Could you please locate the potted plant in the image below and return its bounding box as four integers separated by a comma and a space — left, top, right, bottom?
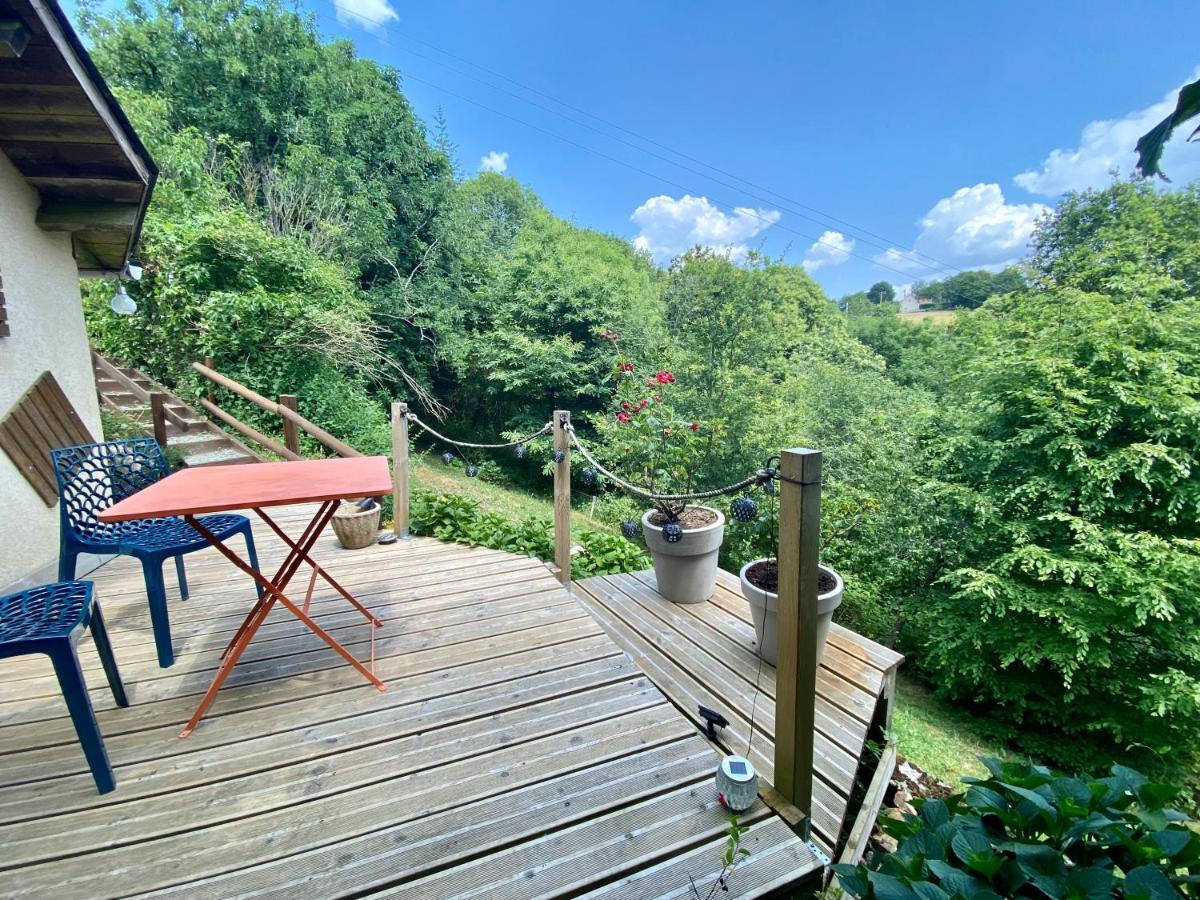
728, 486, 844, 665
594, 330, 725, 604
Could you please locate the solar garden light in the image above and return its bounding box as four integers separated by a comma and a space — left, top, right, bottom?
715, 754, 758, 812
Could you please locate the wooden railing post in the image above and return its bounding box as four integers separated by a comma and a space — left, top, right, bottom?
773, 447, 821, 831
279, 394, 299, 454
150, 392, 169, 450
392, 401, 410, 539
203, 356, 214, 403
552, 410, 571, 585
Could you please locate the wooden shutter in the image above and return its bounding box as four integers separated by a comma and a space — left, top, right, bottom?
0, 371, 95, 506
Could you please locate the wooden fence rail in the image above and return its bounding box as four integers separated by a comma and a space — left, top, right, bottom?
191, 361, 362, 460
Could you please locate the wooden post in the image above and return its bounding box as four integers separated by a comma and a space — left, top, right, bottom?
552, 410, 571, 585
150, 392, 169, 450
392, 401, 410, 539
773, 447, 821, 832
279, 394, 300, 454
203, 356, 214, 403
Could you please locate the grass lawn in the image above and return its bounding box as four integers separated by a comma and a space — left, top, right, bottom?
409, 452, 608, 537
409, 457, 1004, 787
890, 673, 1005, 785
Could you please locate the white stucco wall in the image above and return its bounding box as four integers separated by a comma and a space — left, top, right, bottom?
0, 149, 104, 592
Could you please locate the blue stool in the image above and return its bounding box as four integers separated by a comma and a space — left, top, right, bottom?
50, 438, 263, 669
0, 582, 127, 794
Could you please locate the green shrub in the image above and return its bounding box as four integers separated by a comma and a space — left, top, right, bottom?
407, 490, 648, 577
572, 530, 650, 579
833, 758, 1199, 899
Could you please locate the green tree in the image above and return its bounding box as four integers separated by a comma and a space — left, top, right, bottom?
915, 267, 1024, 310
1029, 179, 1200, 306
867, 280, 895, 304
912, 287, 1200, 773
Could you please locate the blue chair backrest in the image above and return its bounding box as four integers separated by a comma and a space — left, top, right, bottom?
50, 439, 169, 539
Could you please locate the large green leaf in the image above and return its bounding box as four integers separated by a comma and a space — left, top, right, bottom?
1123, 864, 1181, 900
1066, 865, 1113, 900
1135, 78, 1200, 179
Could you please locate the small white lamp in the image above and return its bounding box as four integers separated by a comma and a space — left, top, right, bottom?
715, 754, 758, 811
110, 283, 137, 316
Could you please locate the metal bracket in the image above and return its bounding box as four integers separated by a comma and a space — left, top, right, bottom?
806, 840, 832, 867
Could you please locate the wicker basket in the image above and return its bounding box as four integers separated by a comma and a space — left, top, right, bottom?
331, 501, 381, 550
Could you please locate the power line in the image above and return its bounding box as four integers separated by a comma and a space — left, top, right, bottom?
384, 27, 966, 277
314, 1, 954, 281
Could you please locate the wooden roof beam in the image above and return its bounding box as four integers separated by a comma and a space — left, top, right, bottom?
36, 199, 138, 232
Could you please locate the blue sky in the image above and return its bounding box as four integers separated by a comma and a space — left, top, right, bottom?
107, 0, 1200, 297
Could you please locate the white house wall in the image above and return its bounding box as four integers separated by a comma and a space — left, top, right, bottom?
0, 148, 104, 591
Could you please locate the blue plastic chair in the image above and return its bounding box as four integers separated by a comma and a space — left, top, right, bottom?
50, 438, 262, 669
0, 581, 127, 793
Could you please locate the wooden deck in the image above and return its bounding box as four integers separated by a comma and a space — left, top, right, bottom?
574, 569, 904, 858
0, 505, 821, 898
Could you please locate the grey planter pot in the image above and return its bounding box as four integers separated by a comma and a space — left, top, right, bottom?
641, 506, 726, 604
738, 559, 844, 665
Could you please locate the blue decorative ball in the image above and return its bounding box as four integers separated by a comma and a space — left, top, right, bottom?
620, 519, 640, 539
582, 466, 597, 486
465, 464, 478, 478
730, 496, 758, 523
514, 445, 528, 460
552, 449, 566, 464
662, 522, 684, 543
440, 451, 454, 465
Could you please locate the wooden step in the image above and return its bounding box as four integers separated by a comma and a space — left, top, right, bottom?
184, 448, 259, 467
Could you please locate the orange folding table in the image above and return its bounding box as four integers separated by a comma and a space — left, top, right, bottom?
100, 456, 393, 736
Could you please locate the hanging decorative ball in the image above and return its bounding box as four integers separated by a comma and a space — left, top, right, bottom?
730, 496, 758, 523
552, 449, 566, 464
715, 754, 758, 812
620, 519, 640, 539
582, 466, 597, 486
514, 444, 528, 460
440, 451, 454, 465
662, 522, 684, 543
465, 464, 479, 478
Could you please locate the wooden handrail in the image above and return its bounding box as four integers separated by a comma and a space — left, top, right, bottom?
93, 349, 191, 432
191, 361, 362, 459
198, 398, 301, 461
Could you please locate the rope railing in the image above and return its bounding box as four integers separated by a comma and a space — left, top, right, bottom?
405, 413, 553, 450
564, 422, 773, 502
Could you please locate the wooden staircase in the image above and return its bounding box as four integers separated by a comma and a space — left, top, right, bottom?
91, 350, 262, 467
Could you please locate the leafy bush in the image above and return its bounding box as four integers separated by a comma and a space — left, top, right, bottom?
834, 759, 1199, 899
408, 490, 649, 578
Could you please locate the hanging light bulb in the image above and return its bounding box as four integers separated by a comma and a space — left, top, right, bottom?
110, 282, 137, 316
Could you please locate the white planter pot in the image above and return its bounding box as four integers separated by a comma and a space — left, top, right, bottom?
738, 559, 843, 665
641, 506, 726, 604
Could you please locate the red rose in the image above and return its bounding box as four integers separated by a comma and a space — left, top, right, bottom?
616, 412, 631, 424
647, 378, 656, 387
666, 372, 676, 383
621, 401, 631, 411
620, 362, 634, 372
690, 422, 700, 431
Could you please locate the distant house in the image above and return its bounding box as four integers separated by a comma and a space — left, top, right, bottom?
0, 0, 155, 590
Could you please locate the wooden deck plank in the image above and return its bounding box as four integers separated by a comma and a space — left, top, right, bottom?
0, 505, 825, 898
576, 568, 904, 857
580, 817, 819, 900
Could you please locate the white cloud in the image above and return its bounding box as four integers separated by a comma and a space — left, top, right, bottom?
479, 150, 509, 173
332, 0, 398, 31
630, 195, 780, 263
1015, 72, 1200, 196
875, 183, 1049, 273
801, 230, 855, 271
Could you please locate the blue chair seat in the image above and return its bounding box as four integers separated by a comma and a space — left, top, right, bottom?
86, 514, 250, 554
51, 439, 262, 669
0, 582, 128, 794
